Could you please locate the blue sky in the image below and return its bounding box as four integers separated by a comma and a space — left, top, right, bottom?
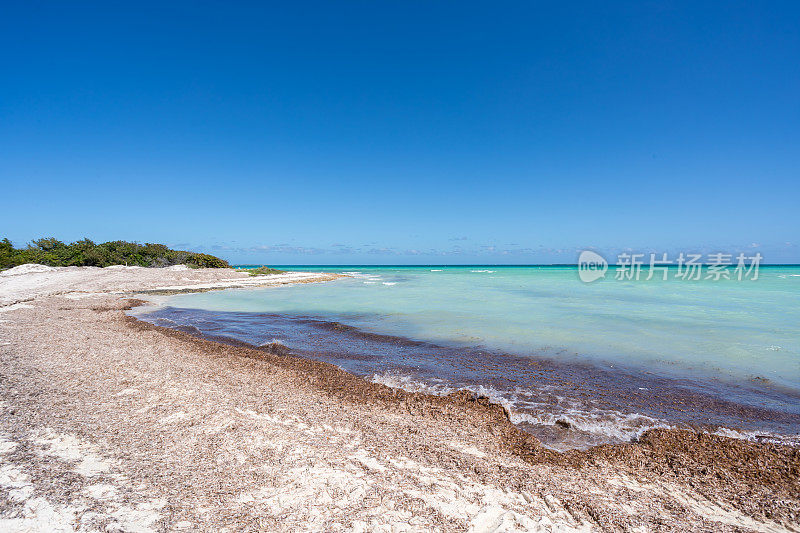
1, 2, 798, 264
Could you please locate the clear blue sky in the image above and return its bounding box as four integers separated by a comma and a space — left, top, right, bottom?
1, 2, 798, 264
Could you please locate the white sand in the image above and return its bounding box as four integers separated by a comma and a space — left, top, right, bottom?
0, 264, 340, 307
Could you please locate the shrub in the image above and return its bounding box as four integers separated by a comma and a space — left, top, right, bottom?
242, 266, 285, 276
0, 237, 231, 270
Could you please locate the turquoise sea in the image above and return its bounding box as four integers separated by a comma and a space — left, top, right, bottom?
136, 265, 800, 450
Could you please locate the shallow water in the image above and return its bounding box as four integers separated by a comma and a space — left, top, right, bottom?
136, 265, 800, 450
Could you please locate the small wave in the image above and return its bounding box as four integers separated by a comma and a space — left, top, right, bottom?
711, 427, 800, 447
470, 270, 495, 273
372, 370, 800, 450
430, 269, 443, 272
382, 282, 397, 286
371, 371, 453, 395
510, 409, 672, 444
444, 384, 671, 446
368, 371, 672, 448
258, 338, 291, 355
259, 338, 287, 347
344, 271, 383, 280
371, 372, 673, 442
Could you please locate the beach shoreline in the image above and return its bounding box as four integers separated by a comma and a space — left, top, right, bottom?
135, 302, 800, 452
1, 266, 798, 531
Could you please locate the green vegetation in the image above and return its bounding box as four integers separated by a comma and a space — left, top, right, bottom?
238, 266, 286, 276
0, 237, 230, 270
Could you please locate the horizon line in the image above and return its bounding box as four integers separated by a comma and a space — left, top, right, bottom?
233, 263, 800, 268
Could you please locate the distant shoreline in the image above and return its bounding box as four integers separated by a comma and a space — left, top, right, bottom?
234, 263, 800, 268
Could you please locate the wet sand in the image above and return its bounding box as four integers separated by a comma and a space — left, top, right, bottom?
1, 266, 798, 531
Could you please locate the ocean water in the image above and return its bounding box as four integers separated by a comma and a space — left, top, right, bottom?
135, 265, 800, 450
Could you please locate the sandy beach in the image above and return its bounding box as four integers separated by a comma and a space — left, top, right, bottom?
1, 266, 798, 532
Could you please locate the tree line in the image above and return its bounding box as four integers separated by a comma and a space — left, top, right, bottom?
0, 237, 230, 269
